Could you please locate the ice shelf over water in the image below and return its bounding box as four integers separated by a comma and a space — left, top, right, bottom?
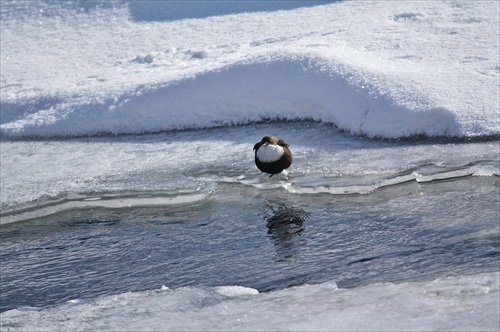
1, 0, 499, 138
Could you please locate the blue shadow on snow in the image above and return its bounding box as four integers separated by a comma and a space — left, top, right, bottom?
127, 1, 341, 22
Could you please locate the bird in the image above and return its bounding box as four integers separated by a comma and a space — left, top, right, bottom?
253, 135, 292, 177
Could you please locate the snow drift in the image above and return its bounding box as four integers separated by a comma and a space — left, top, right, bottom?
1, 0, 498, 138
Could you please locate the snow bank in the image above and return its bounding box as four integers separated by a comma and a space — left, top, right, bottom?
1, 1, 498, 138
0, 57, 463, 138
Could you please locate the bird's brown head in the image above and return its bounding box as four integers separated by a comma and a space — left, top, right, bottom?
260, 135, 279, 145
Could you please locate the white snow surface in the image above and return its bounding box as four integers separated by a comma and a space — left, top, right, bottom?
1, 0, 499, 138
1, 272, 498, 331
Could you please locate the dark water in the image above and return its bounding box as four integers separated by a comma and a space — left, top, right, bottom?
1, 176, 499, 313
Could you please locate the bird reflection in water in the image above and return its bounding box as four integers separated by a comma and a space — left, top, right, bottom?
265, 202, 309, 262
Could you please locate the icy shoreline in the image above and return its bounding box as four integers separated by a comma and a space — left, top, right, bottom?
2, 272, 498, 331
1, 122, 498, 213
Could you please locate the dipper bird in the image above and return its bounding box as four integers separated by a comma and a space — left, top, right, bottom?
253, 135, 292, 177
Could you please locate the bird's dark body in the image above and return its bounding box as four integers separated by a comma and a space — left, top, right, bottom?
253, 135, 292, 177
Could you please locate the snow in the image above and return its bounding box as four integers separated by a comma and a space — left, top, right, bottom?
1, 272, 498, 331
1, 0, 499, 138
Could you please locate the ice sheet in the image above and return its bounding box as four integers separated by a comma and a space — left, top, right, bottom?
1, 123, 498, 214
1, 272, 498, 331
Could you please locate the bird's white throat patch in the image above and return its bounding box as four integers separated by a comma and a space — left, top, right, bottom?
256, 144, 284, 163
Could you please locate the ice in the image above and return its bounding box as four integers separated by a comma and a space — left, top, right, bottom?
1, 125, 498, 217
214, 286, 260, 297
1, 272, 498, 331
1, 1, 498, 138
0, 187, 217, 225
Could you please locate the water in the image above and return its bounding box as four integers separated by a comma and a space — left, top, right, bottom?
2, 169, 498, 313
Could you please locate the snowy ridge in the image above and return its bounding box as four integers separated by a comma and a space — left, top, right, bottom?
1, 1, 499, 138
0, 56, 464, 138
